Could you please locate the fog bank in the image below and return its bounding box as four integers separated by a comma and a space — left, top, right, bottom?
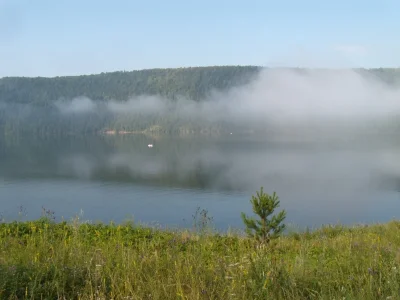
52, 68, 400, 138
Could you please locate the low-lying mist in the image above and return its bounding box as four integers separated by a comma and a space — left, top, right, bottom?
2, 67, 400, 200
50, 65, 400, 209
54, 68, 400, 132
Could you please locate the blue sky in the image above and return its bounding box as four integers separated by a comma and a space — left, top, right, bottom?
1, 0, 399, 77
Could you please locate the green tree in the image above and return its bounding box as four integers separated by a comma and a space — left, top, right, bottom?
241, 187, 286, 243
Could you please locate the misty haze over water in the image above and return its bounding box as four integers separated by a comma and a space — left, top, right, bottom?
1, 133, 400, 230
1, 68, 400, 229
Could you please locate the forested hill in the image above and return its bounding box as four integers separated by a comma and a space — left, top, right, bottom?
2, 66, 400, 105
0, 66, 261, 104
0, 66, 263, 136
1, 66, 400, 137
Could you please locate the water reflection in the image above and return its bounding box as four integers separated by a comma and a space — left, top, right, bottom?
0, 134, 400, 229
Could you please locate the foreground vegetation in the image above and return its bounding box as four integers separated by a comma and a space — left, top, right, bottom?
1, 215, 400, 299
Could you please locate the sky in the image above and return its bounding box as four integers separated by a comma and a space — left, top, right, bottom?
0, 0, 399, 77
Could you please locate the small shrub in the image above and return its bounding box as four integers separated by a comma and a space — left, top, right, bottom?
241, 187, 286, 244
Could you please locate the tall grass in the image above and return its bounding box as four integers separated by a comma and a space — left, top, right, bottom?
1, 216, 400, 299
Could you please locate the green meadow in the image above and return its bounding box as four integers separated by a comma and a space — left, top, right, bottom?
1, 212, 400, 299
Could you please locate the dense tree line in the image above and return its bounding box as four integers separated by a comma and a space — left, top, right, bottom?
0, 66, 260, 136
1, 66, 400, 136
0, 66, 260, 104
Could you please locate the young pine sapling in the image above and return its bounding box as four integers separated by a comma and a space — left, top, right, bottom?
241, 187, 286, 244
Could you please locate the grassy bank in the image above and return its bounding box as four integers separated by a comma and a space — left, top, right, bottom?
1, 217, 400, 299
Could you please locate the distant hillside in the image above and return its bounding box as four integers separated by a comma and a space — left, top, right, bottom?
2, 66, 400, 105
0, 66, 261, 105
1, 66, 400, 137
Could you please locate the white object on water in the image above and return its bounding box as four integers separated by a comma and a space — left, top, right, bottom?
148, 144, 153, 148
230, 132, 233, 135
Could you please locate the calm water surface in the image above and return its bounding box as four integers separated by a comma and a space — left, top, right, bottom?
1, 134, 400, 230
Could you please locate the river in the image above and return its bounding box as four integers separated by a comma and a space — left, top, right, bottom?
0, 133, 399, 230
